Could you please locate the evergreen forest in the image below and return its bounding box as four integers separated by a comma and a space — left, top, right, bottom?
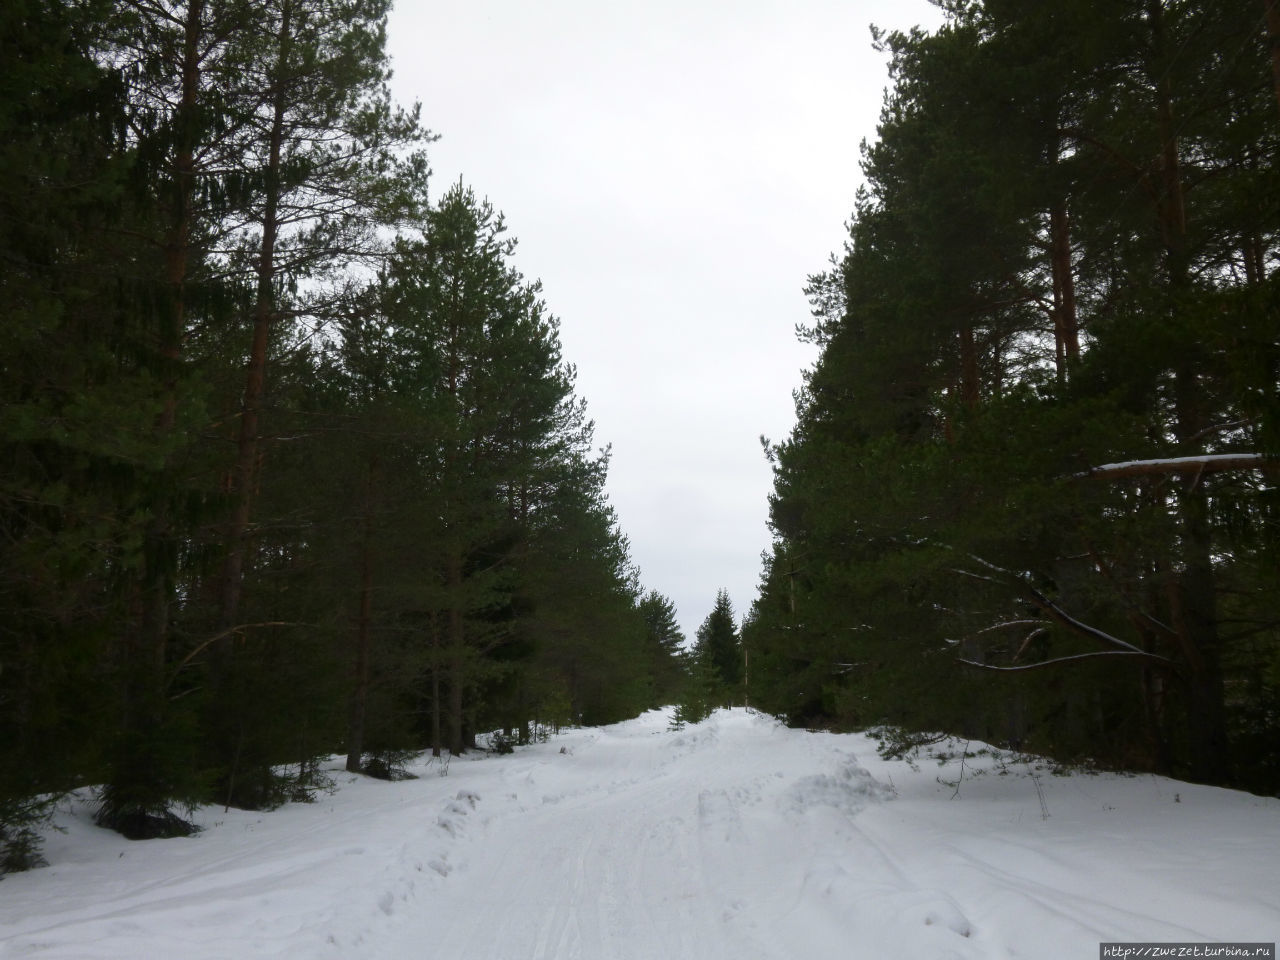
745, 0, 1280, 796
1, 0, 684, 870
5, 0, 1280, 880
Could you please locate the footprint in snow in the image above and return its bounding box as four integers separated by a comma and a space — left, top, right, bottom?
697, 789, 746, 843
437, 790, 482, 835
427, 858, 451, 877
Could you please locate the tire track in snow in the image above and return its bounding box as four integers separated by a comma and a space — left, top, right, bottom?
411, 717, 777, 960
7, 710, 1280, 960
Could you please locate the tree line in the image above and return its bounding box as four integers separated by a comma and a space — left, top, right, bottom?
745, 0, 1280, 793
1, 0, 683, 871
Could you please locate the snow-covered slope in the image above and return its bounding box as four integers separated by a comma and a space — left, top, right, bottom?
2, 708, 1276, 959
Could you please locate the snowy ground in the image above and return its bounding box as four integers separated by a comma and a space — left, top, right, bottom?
1, 708, 1277, 959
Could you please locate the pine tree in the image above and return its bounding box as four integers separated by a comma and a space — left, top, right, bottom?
751, 0, 1280, 789
213, 0, 431, 638
200, 0, 432, 805
370, 184, 583, 755
0, 0, 677, 864
88, 0, 267, 833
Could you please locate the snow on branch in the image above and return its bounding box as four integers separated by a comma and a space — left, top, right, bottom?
951, 567, 1003, 586
958, 650, 1170, 672
1078, 453, 1273, 480
973, 619, 1049, 636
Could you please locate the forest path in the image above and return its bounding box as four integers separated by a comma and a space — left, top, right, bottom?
3, 708, 1278, 960
385, 710, 1000, 960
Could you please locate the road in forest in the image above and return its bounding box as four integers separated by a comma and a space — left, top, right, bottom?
3, 709, 1278, 959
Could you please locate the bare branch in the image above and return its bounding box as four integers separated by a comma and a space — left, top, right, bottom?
1188, 419, 1252, 443
958, 650, 1172, 672
973, 619, 1050, 636
1023, 583, 1158, 657
952, 549, 1173, 664
951, 568, 1003, 586
1012, 627, 1050, 661
166, 621, 297, 690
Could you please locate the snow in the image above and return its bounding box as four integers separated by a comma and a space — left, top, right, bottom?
1095, 454, 1265, 470
1083, 453, 1268, 477
2, 708, 1277, 959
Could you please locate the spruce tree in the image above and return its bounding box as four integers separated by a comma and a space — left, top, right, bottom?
0, 0, 138, 867
693, 590, 742, 704
639, 590, 687, 704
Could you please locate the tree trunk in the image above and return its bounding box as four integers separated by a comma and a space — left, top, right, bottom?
345, 456, 376, 773
1243, 232, 1264, 286
105, 0, 206, 824
218, 0, 292, 634
958, 324, 980, 411
1265, 0, 1280, 115
448, 665, 464, 757
139, 0, 204, 677
447, 549, 465, 756
430, 612, 442, 758
1049, 201, 1079, 380
1149, 0, 1227, 783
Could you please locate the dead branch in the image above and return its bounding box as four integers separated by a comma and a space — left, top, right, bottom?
1012, 627, 1050, 662
952, 550, 1174, 666
973, 619, 1050, 636
166, 621, 297, 691
958, 650, 1172, 672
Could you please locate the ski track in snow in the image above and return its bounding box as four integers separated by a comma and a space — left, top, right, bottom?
1, 708, 1278, 960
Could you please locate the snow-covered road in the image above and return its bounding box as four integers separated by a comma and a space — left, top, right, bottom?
2, 709, 1277, 959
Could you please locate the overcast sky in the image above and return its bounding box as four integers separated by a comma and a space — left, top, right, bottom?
384, 1, 944, 641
